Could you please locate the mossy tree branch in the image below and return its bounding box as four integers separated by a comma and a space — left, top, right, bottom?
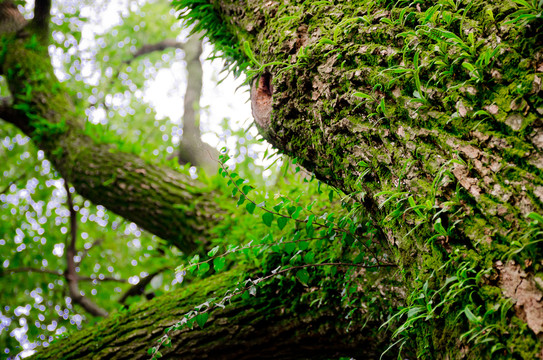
0, 7, 222, 252
31, 268, 397, 360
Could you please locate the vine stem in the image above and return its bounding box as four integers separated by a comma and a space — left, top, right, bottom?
219, 159, 383, 263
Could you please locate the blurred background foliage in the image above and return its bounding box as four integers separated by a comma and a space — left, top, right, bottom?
0, 0, 307, 358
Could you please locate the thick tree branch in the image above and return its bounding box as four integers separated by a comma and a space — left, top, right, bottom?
31, 269, 398, 360
2, 103, 219, 251
0, 32, 222, 251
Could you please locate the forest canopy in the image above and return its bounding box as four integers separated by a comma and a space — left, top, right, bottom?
0, 0, 542, 359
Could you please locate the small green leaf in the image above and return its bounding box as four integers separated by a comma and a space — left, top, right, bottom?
285, 242, 296, 254
303, 251, 315, 264
246, 202, 256, 214
260, 233, 272, 244
189, 254, 200, 265
328, 190, 334, 202
527, 212, 543, 224
319, 38, 337, 45
198, 262, 210, 275
242, 185, 252, 195
352, 91, 373, 100
463, 306, 480, 324
195, 313, 209, 329
277, 217, 288, 230
306, 215, 315, 230
434, 218, 447, 236
237, 195, 245, 206
296, 269, 310, 285
298, 241, 309, 251
262, 212, 274, 227
187, 264, 197, 274
213, 257, 226, 272
287, 206, 296, 216
292, 206, 303, 219
207, 246, 220, 257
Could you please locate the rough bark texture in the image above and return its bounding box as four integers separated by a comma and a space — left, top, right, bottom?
207, 0, 543, 245
31, 269, 395, 360
177, 0, 543, 358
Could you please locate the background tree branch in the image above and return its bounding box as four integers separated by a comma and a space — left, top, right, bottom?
0, 1, 26, 36
32, 0, 51, 33
177, 35, 219, 173
64, 182, 109, 317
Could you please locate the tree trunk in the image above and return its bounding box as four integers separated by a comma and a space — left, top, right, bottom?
177, 35, 220, 173
164, 0, 543, 357
2, 0, 543, 359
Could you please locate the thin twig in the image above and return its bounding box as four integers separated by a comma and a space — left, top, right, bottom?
0, 172, 28, 195
75, 238, 103, 266
118, 267, 170, 304
64, 182, 109, 317
3, 267, 63, 276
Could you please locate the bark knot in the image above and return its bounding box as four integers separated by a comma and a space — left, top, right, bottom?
250, 72, 273, 131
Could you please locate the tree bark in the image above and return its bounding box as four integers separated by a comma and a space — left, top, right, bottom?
201, 0, 543, 243
167, 0, 543, 357
31, 268, 396, 360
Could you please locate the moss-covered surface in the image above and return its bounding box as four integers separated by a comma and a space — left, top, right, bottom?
32, 265, 397, 360
180, 0, 543, 358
